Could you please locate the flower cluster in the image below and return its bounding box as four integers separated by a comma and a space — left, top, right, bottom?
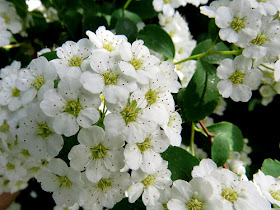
0, 25, 182, 209
201, 0, 280, 103
0, 0, 22, 47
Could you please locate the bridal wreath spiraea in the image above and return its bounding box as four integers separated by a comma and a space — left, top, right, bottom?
0, 25, 182, 209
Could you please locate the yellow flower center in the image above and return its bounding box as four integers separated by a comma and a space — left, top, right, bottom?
91, 143, 107, 159
130, 57, 143, 70
231, 17, 245, 32
103, 42, 115, 51
120, 100, 141, 125
11, 87, 20, 97
64, 100, 82, 117
222, 188, 238, 203
251, 33, 267, 46
58, 176, 72, 188
68, 56, 82, 67
103, 72, 118, 85
97, 178, 112, 193
229, 71, 245, 85
145, 89, 158, 106
32, 76, 45, 90
37, 122, 52, 138
137, 138, 152, 152
142, 174, 156, 187
186, 198, 203, 210
270, 190, 280, 201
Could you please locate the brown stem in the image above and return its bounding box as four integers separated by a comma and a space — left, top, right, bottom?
199, 121, 215, 144
0, 191, 20, 210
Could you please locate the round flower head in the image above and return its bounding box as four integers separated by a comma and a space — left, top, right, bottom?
118, 40, 161, 84
40, 76, 100, 137
68, 125, 125, 183
152, 0, 188, 17
0, 17, 11, 47
80, 51, 137, 104
16, 56, 58, 102
83, 171, 131, 209
215, 0, 262, 44
0, 0, 22, 34
249, 0, 280, 16
52, 38, 94, 79
254, 170, 280, 206
86, 26, 127, 54
217, 55, 262, 102
17, 103, 64, 159
126, 161, 172, 207
36, 158, 85, 206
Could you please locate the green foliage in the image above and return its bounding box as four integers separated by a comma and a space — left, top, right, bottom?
40, 51, 58, 61
82, 14, 108, 37
7, 0, 28, 19
208, 122, 244, 166
207, 122, 244, 152
126, 0, 158, 20
115, 18, 138, 43
111, 9, 142, 28
261, 159, 280, 178
191, 39, 233, 64
137, 24, 175, 60
162, 146, 200, 181
208, 18, 221, 43
211, 137, 230, 166
112, 198, 145, 210
177, 60, 220, 122
61, 9, 83, 41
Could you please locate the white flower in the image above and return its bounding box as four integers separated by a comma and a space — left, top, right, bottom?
254, 170, 280, 206
40, 76, 100, 137
167, 178, 224, 210
68, 125, 125, 183
36, 158, 85, 206
242, 17, 280, 60
200, 0, 232, 18
0, 17, 11, 47
217, 56, 262, 102
0, 0, 22, 34
124, 127, 169, 173
0, 60, 21, 79
249, 0, 280, 16
16, 56, 58, 102
52, 38, 94, 79
17, 103, 64, 159
118, 40, 160, 84
80, 51, 137, 103
104, 92, 157, 144
126, 161, 172, 207
215, 0, 262, 44
153, 0, 188, 17
82, 172, 131, 209
86, 26, 127, 53
0, 74, 32, 111
161, 110, 182, 146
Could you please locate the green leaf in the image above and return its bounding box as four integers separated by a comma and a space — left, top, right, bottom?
62, 9, 83, 41
161, 146, 199, 181
82, 14, 108, 37
137, 24, 175, 59
207, 122, 244, 152
261, 159, 280, 178
40, 51, 58, 61
191, 39, 233, 64
112, 198, 145, 210
115, 18, 138, 43
211, 136, 230, 166
208, 18, 221, 43
177, 60, 220, 122
7, 0, 28, 19
111, 9, 142, 28
126, 0, 157, 20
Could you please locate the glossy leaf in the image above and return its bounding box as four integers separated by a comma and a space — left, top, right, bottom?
207, 122, 244, 152
177, 60, 220, 122
162, 146, 200, 181
261, 159, 280, 178
137, 24, 175, 59
115, 18, 138, 43
211, 136, 230, 166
